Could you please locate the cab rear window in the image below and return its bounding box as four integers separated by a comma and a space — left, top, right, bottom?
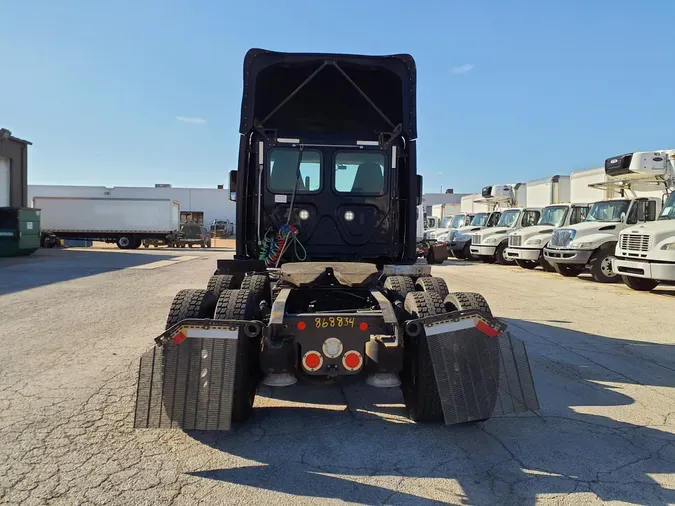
268, 149, 321, 193
334, 152, 386, 194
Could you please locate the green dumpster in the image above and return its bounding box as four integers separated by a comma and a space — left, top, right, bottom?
0, 207, 41, 257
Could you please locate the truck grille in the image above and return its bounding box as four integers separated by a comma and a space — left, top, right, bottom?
472, 233, 482, 245
549, 229, 573, 248
620, 233, 651, 252
509, 235, 522, 247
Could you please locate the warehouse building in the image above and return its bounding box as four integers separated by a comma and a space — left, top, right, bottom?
28, 184, 235, 227
0, 128, 31, 208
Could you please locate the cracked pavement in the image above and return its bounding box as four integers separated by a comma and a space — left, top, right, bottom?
1, 248, 675, 505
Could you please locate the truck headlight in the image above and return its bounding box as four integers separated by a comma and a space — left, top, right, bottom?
436, 234, 448, 242
662, 243, 675, 250
456, 234, 470, 241
569, 242, 592, 249
525, 239, 542, 245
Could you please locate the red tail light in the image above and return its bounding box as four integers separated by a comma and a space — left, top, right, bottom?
342, 351, 363, 371
302, 351, 323, 371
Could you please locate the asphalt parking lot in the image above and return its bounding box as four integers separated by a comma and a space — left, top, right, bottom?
1, 248, 675, 505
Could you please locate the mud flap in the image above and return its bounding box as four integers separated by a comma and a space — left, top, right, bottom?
407, 310, 539, 425
134, 319, 260, 430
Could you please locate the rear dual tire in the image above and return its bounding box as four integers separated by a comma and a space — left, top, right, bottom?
401, 290, 496, 423
214, 289, 262, 422
164, 288, 261, 424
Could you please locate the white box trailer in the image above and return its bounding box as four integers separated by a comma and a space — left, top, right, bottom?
432, 203, 461, 221
526, 175, 571, 207
570, 167, 616, 203
33, 197, 181, 249
460, 194, 478, 212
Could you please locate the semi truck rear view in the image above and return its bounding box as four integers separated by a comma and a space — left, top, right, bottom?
133, 48, 538, 430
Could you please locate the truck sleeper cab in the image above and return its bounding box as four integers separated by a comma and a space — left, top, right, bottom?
613, 191, 675, 290
505, 203, 590, 271
470, 207, 542, 264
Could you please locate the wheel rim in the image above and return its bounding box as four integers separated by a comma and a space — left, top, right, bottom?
119, 237, 130, 248
601, 256, 615, 277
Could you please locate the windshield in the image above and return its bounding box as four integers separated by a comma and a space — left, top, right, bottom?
471, 213, 488, 226
181, 224, 202, 237
539, 205, 569, 227
441, 216, 454, 228
450, 215, 466, 228
659, 193, 675, 220
585, 200, 630, 222
496, 209, 521, 227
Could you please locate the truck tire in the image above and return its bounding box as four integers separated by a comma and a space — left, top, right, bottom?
401, 291, 446, 422
495, 242, 513, 265
383, 275, 415, 303
464, 242, 478, 261
117, 236, 132, 249
240, 274, 271, 307
443, 291, 493, 317
589, 248, 620, 283
539, 256, 556, 272
515, 259, 537, 269
452, 249, 466, 259
622, 275, 660, 291
131, 237, 142, 249
553, 263, 583, 277
165, 289, 218, 329
480, 256, 495, 264
206, 274, 236, 298
214, 289, 261, 422
415, 276, 450, 300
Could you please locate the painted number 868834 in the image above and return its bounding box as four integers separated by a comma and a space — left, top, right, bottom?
314, 317, 356, 329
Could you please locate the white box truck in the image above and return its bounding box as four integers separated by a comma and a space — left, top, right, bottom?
505, 175, 591, 270
469, 183, 541, 264
612, 150, 675, 290
544, 151, 670, 282
34, 197, 181, 249
570, 167, 614, 203
460, 194, 491, 213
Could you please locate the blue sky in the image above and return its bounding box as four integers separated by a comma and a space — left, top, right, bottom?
2, 0, 674, 194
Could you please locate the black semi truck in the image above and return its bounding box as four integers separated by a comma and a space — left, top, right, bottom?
134, 49, 538, 430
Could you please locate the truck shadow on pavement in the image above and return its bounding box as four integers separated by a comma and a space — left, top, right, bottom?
0, 249, 184, 296
185, 320, 675, 505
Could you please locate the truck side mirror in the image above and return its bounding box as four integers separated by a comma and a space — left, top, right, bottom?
416, 175, 423, 205
620, 211, 626, 224
646, 201, 657, 221
229, 170, 237, 201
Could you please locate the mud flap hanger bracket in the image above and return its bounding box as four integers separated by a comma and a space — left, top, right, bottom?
404, 309, 507, 339
155, 319, 265, 347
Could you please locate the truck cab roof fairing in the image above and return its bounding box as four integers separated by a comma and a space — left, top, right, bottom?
239, 48, 417, 139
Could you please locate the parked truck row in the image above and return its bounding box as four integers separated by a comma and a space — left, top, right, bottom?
429, 149, 675, 291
